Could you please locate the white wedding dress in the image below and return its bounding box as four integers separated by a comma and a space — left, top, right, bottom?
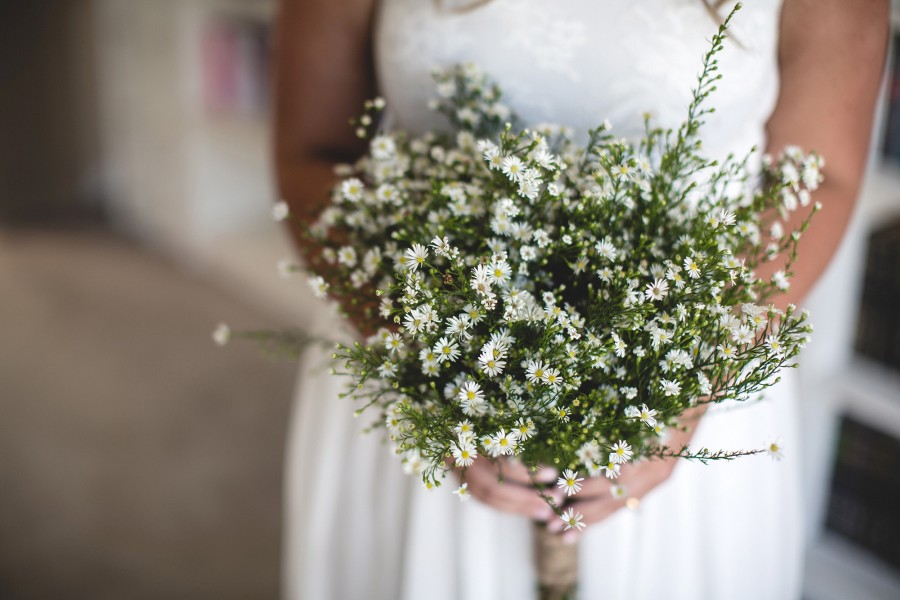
284, 1, 803, 598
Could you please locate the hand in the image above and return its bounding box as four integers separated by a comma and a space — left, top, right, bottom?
546, 456, 679, 542
458, 456, 565, 521
546, 406, 706, 542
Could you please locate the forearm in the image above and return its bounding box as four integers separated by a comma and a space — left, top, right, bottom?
753, 177, 859, 309
277, 156, 382, 336
276, 157, 340, 259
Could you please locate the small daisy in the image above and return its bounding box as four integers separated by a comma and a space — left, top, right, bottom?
307, 276, 329, 299
645, 278, 669, 301
275, 258, 300, 279
341, 178, 364, 202
455, 420, 476, 441
683, 256, 702, 279
434, 336, 460, 363
453, 483, 472, 502
557, 469, 584, 496
212, 323, 230, 347
457, 381, 484, 410
718, 344, 736, 360
525, 360, 548, 384
610, 484, 627, 500
560, 508, 586, 531
337, 246, 357, 268
602, 461, 621, 479
493, 429, 518, 456
638, 404, 658, 428
514, 418, 536, 441
612, 333, 627, 358
478, 351, 506, 377
609, 441, 633, 464
452, 442, 478, 467
384, 332, 403, 354
766, 439, 784, 461
405, 243, 428, 271
542, 367, 563, 388
271, 201, 289, 221
501, 156, 526, 181
766, 335, 784, 356
660, 379, 681, 397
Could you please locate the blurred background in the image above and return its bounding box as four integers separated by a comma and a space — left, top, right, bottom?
1, 1, 900, 599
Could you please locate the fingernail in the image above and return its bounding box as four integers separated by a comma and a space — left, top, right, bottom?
533, 505, 554, 521
536, 467, 558, 482
562, 531, 580, 545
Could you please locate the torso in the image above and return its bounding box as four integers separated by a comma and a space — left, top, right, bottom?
374, 0, 783, 160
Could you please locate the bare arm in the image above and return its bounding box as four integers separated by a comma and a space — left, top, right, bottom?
273, 0, 378, 330
759, 0, 889, 306
547, 0, 890, 537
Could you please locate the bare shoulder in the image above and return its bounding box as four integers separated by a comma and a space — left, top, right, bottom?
274, 0, 379, 162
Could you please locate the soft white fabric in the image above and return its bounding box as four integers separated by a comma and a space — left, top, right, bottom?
285, 1, 803, 598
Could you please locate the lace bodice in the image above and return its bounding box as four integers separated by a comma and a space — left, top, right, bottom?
374, 0, 783, 161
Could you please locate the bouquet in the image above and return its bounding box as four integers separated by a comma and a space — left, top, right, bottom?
227, 6, 820, 599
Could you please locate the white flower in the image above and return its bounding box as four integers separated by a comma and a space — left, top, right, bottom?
212, 323, 230, 346
683, 256, 702, 279
452, 441, 478, 467
277, 258, 298, 279
307, 276, 329, 299
492, 429, 518, 456
271, 201, 289, 221
384, 332, 403, 354
645, 278, 669, 301
576, 440, 601, 465
609, 441, 633, 464
370, 135, 396, 160
455, 420, 476, 441
595, 238, 618, 261
487, 258, 512, 286
542, 367, 563, 388
602, 460, 621, 479
766, 439, 784, 461
337, 246, 357, 268
514, 418, 536, 441
377, 360, 397, 378
501, 156, 526, 181
772, 270, 790, 291
638, 404, 657, 428
453, 482, 472, 501
560, 508, 586, 531
732, 324, 755, 346
478, 350, 506, 377
610, 484, 627, 499
341, 178, 364, 202
431, 235, 453, 257
445, 315, 472, 340
660, 379, 681, 397
405, 243, 428, 271
611, 333, 627, 358
557, 469, 584, 496
765, 334, 784, 356
457, 381, 485, 414
434, 336, 460, 363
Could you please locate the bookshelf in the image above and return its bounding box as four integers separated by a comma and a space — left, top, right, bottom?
801, 4, 900, 598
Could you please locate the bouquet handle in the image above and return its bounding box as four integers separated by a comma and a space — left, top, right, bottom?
532, 521, 579, 600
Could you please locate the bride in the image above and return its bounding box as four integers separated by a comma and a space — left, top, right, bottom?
274, 1, 887, 598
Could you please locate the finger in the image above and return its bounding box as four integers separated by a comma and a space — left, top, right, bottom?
572, 475, 612, 500
497, 458, 558, 486
465, 460, 553, 518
